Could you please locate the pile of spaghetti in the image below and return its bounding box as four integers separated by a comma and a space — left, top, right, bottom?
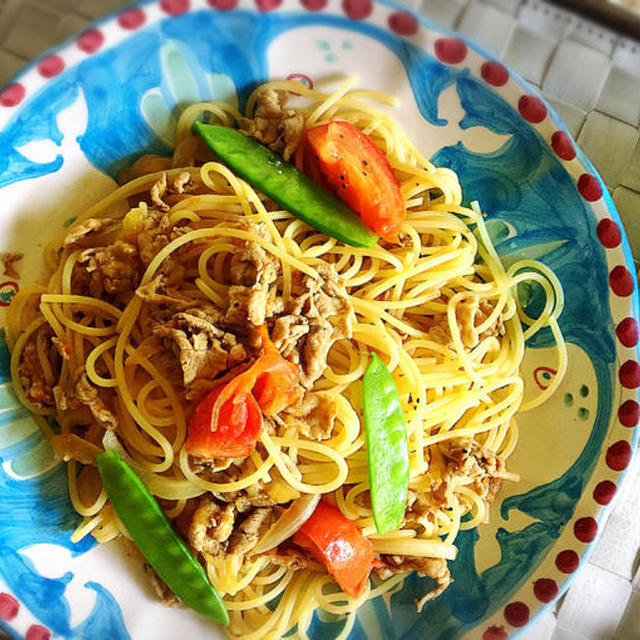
6, 79, 565, 639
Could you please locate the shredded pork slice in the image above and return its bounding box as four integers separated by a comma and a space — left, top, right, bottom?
440, 438, 505, 502
224, 243, 281, 327
188, 497, 236, 555
18, 341, 54, 406
137, 207, 173, 266
75, 240, 141, 298
264, 547, 320, 571
226, 508, 274, 554
63, 218, 117, 250
375, 555, 451, 607
135, 274, 192, 310
283, 391, 339, 440
75, 374, 118, 429
154, 307, 247, 386
427, 299, 505, 349
1, 252, 23, 279
239, 89, 304, 161
273, 264, 354, 388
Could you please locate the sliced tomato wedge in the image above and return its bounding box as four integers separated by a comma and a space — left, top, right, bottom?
186, 384, 262, 459
293, 501, 374, 597
304, 120, 405, 242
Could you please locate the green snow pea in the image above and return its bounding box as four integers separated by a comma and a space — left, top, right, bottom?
96, 450, 229, 625
194, 123, 378, 248
362, 353, 410, 534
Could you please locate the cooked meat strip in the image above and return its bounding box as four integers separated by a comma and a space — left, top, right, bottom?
144, 563, 182, 608
375, 555, 451, 608
150, 173, 170, 211
440, 438, 505, 501
1, 252, 23, 279
273, 264, 354, 388
226, 508, 273, 554
63, 218, 116, 250
427, 299, 504, 349
18, 341, 54, 406
154, 307, 247, 386
224, 242, 281, 327
74, 240, 141, 299
75, 374, 118, 429
239, 89, 304, 161
136, 207, 173, 266
263, 546, 321, 571
283, 391, 339, 440
135, 275, 193, 310
188, 497, 236, 555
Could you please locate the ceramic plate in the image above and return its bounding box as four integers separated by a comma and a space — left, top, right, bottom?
0, 1, 638, 638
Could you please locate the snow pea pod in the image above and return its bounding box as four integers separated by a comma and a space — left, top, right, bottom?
96, 450, 229, 625
194, 123, 378, 248
362, 353, 410, 534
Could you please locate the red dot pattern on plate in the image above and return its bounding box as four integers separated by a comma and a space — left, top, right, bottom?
208, 0, 239, 8
574, 516, 598, 543
609, 266, 634, 297
388, 11, 418, 36
504, 601, 530, 627
551, 130, 576, 160
482, 626, 508, 640
607, 440, 632, 471
593, 479, 617, 505
26, 626, 50, 640
533, 578, 558, 603
118, 8, 146, 29
77, 29, 104, 54
577, 173, 603, 202
38, 55, 64, 78
597, 218, 622, 248
256, 0, 282, 10
0, 593, 19, 620
619, 399, 639, 427
0, 83, 25, 107
556, 549, 579, 573
301, 0, 327, 9
617, 317, 639, 348
518, 95, 547, 123
619, 360, 640, 389
342, 0, 372, 20
434, 38, 467, 64
161, 0, 189, 14
481, 61, 509, 86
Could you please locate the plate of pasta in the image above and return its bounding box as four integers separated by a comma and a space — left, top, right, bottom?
0, 1, 638, 639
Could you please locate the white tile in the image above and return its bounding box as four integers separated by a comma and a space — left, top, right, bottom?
503, 26, 556, 86
420, 0, 468, 28
551, 625, 588, 640
612, 188, 640, 265
545, 98, 586, 139
556, 564, 632, 638
457, 0, 516, 57
622, 139, 640, 193
517, 0, 574, 41
480, 0, 522, 15
597, 66, 640, 127
567, 16, 619, 57
0, 48, 26, 85
543, 40, 611, 112
519, 607, 556, 640
577, 112, 639, 189
613, 38, 640, 79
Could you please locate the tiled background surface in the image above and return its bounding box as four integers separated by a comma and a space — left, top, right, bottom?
1, 0, 640, 638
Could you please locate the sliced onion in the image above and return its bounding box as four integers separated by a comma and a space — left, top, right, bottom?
252, 494, 321, 555
371, 538, 458, 561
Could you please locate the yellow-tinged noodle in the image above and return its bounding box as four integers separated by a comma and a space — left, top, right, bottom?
7, 79, 566, 639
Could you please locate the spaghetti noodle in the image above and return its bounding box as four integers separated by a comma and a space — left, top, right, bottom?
7, 78, 565, 639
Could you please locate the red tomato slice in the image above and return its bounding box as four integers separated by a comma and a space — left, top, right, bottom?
186, 384, 262, 459
293, 501, 374, 597
304, 120, 405, 242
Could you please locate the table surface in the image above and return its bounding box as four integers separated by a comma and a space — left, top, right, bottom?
1, 0, 640, 638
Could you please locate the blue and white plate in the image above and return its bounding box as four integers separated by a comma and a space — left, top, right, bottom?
0, 1, 638, 638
